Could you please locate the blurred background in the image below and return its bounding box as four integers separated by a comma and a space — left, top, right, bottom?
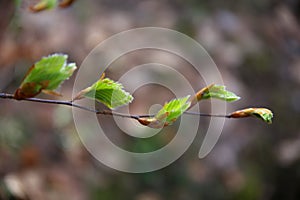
0, 0, 300, 199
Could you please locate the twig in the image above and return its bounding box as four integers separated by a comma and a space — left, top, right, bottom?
184, 111, 230, 118
0, 92, 230, 119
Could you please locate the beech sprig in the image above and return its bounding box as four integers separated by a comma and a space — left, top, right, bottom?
0, 53, 273, 128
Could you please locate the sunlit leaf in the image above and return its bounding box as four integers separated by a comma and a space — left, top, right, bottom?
202, 84, 240, 102
74, 75, 133, 109
156, 95, 191, 122
138, 96, 191, 128
14, 54, 76, 99
229, 108, 273, 124
189, 84, 240, 109
30, 0, 57, 12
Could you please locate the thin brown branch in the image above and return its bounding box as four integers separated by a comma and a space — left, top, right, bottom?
0, 92, 230, 119
184, 111, 230, 118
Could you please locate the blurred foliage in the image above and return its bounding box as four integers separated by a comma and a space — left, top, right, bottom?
1, 0, 300, 199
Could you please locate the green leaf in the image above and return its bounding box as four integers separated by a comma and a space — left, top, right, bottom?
30, 0, 57, 12
14, 54, 76, 99
230, 108, 273, 124
24, 54, 76, 90
138, 96, 191, 128
75, 77, 133, 109
156, 95, 191, 124
202, 84, 240, 102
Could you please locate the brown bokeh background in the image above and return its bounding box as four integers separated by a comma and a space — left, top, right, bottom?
1, 0, 300, 199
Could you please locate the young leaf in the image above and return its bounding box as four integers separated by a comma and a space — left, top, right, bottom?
157, 95, 191, 123
138, 96, 191, 128
30, 0, 57, 12
14, 54, 76, 99
229, 108, 273, 124
189, 84, 240, 109
202, 84, 240, 102
74, 76, 133, 109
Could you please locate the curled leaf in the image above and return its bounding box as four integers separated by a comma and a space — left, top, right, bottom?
14, 54, 76, 100
138, 96, 191, 129
229, 108, 273, 124
73, 75, 133, 109
30, 0, 57, 12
